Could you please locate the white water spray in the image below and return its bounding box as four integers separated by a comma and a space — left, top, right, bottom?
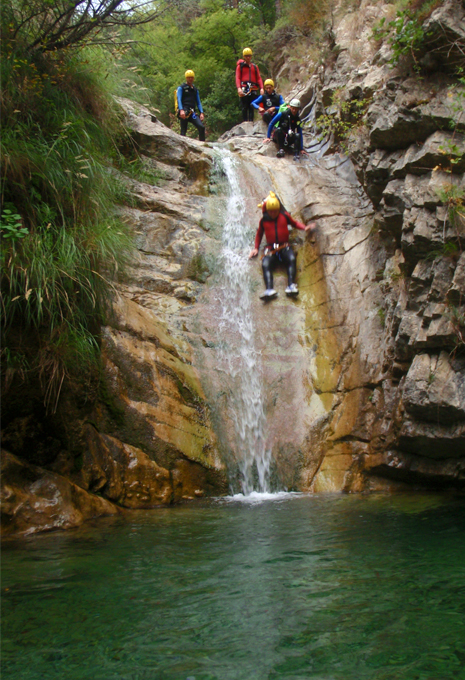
213, 149, 271, 495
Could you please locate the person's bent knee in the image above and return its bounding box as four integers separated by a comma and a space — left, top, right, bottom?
287, 248, 296, 263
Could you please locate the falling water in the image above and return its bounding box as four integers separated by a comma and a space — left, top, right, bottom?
213, 149, 271, 495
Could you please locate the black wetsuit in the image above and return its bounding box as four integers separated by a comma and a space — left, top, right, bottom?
272, 110, 303, 154
177, 82, 205, 141
262, 247, 297, 289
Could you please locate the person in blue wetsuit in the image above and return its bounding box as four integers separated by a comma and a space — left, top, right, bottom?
252, 79, 285, 124
264, 98, 303, 160
177, 70, 205, 141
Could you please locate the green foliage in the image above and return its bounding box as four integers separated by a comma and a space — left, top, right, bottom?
447, 72, 465, 124
121, 0, 260, 134
425, 240, 460, 261
439, 139, 463, 167
2, 0, 168, 53
377, 307, 386, 327
203, 70, 242, 137
436, 183, 465, 235
249, 0, 277, 28
2, 221, 128, 331
2, 347, 30, 373
1, 46, 125, 224
1, 40, 132, 410
189, 4, 247, 64
447, 304, 465, 351
433, 71, 465, 239
1, 209, 29, 241
371, 9, 426, 69
316, 91, 370, 151
439, 73, 465, 163
115, 154, 166, 186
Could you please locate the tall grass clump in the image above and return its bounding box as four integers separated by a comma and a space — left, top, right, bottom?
1, 35, 132, 411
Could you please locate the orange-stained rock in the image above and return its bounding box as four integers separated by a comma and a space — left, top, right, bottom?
77, 427, 173, 508
171, 457, 228, 501
1, 451, 120, 538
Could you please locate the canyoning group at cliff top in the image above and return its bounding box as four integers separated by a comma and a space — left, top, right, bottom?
176, 47, 305, 159
177, 47, 317, 301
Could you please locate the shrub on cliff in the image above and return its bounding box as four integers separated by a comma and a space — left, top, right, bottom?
0, 36, 132, 411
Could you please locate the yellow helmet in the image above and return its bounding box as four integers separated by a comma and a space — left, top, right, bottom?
264, 79, 274, 88
258, 191, 277, 210
242, 47, 253, 57
185, 70, 195, 78
266, 194, 280, 211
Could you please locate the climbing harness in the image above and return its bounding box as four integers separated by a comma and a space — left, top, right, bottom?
261, 243, 289, 260
175, 83, 200, 117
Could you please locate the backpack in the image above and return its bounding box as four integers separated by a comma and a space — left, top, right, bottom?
272, 103, 290, 128
274, 102, 289, 120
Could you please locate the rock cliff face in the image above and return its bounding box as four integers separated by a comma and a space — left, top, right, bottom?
1, 102, 228, 537
276, 0, 465, 489
2, 0, 464, 536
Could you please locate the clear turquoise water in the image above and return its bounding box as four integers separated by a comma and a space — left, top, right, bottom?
2, 493, 465, 680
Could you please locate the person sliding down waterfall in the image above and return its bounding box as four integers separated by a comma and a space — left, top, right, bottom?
177, 70, 205, 141
264, 98, 303, 160
249, 193, 315, 300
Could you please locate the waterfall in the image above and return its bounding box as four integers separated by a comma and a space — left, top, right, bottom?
213, 149, 271, 495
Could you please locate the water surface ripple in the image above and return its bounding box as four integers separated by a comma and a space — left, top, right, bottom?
2, 494, 465, 680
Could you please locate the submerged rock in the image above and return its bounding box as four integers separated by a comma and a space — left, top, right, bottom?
1, 451, 120, 538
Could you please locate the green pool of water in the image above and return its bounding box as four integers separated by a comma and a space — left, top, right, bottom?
2, 493, 465, 680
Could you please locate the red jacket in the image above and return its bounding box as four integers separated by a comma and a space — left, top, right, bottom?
254, 210, 306, 250
235, 60, 264, 91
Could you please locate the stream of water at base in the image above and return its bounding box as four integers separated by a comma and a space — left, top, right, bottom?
2, 493, 465, 680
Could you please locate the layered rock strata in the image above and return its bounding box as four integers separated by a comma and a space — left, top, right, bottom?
280, 0, 465, 489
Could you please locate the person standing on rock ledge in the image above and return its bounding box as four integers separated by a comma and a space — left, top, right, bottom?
236, 48, 264, 122
249, 193, 315, 300
176, 70, 205, 141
